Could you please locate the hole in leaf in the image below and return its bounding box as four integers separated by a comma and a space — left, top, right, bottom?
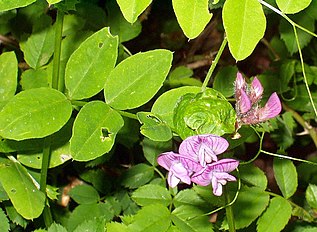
100, 127, 111, 142
98, 42, 104, 48
10, 188, 16, 193
37, 156, 41, 160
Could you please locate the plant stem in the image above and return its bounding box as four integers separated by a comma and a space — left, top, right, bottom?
240, 131, 265, 165
261, 150, 317, 166
52, 10, 64, 91
201, 37, 228, 92
224, 185, 236, 232
118, 110, 138, 120
283, 103, 317, 148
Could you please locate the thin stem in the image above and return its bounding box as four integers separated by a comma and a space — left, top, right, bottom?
201, 37, 228, 92
261, 150, 317, 166
224, 185, 236, 232
293, 25, 317, 119
154, 167, 165, 180
52, 10, 64, 91
240, 131, 265, 165
283, 103, 317, 148
118, 110, 138, 120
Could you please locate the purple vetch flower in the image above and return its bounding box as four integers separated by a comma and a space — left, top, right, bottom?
235, 72, 282, 127
191, 159, 239, 196
157, 135, 239, 196
157, 151, 202, 188
179, 134, 229, 166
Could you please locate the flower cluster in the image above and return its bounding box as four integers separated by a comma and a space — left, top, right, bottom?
157, 134, 239, 196
235, 72, 282, 127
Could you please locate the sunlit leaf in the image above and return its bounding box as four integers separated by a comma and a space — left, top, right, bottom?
116, 0, 152, 23
276, 0, 312, 14
223, 0, 266, 61
306, 184, 317, 209
0, 157, 45, 219
239, 163, 268, 191
0, 0, 36, 12
70, 101, 124, 161
65, 27, 118, 100
0, 208, 9, 232
0, 52, 17, 102
132, 184, 171, 206
172, 0, 212, 39
0, 88, 72, 140
104, 49, 173, 110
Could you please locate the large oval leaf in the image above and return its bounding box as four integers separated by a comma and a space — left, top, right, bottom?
223, 0, 266, 61
276, 0, 312, 14
116, 0, 152, 23
132, 184, 172, 206
65, 27, 118, 100
0, 0, 36, 12
0, 157, 45, 219
104, 49, 173, 110
0, 88, 72, 141
172, 0, 212, 39
0, 52, 17, 102
70, 101, 124, 161
273, 158, 298, 199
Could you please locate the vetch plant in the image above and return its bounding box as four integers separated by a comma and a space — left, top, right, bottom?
157, 134, 239, 196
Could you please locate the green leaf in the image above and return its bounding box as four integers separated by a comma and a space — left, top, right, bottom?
132, 184, 171, 206
213, 66, 238, 97
17, 142, 72, 169
306, 184, 317, 209
80, 169, 111, 194
151, 86, 201, 128
46, 0, 62, 4
106, 222, 129, 232
257, 196, 292, 232
171, 205, 214, 232
0, 208, 9, 232
0, 88, 72, 140
273, 158, 298, 198
167, 66, 202, 88
73, 218, 106, 232
174, 88, 236, 139
0, 0, 36, 12
174, 189, 209, 209
239, 163, 268, 191
0, 52, 17, 102
65, 27, 118, 100
104, 49, 173, 110
137, 112, 172, 142
276, 0, 312, 14
128, 204, 171, 231
20, 15, 55, 69
172, 0, 212, 39
47, 223, 68, 232
120, 163, 154, 189
5, 204, 28, 229
141, 137, 172, 166
116, 0, 152, 23
223, 0, 266, 61
69, 184, 100, 204
0, 157, 45, 219
221, 186, 270, 230
67, 203, 114, 231
20, 69, 49, 90
279, 13, 314, 54
70, 101, 124, 161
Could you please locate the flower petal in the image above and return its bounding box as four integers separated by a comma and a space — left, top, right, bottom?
168, 171, 181, 188
258, 92, 282, 121
157, 152, 179, 171
169, 162, 191, 185
208, 159, 239, 173
238, 89, 252, 114
250, 77, 263, 103
235, 72, 246, 91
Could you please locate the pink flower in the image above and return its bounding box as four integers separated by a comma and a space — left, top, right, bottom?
235, 72, 282, 127
191, 159, 239, 196
157, 135, 239, 196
